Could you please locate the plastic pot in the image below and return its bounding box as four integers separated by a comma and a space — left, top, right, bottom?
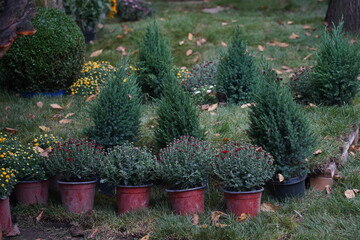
14, 180, 49, 205
0, 197, 12, 232
166, 186, 205, 215
58, 179, 97, 213
310, 176, 333, 191
83, 29, 96, 44
268, 175, 307, 201
222, 187, 264, 217
116, 184, 152, 214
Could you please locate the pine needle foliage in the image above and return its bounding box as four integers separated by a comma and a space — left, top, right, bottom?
137, 20, 173, 98
85, 60, 141, 148
216, 26, 258, 104
247, 69, 315, 179
312, 21, 360, 105
155, 72, 204, 149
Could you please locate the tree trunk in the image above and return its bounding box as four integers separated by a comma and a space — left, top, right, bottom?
325, 0, 360, 36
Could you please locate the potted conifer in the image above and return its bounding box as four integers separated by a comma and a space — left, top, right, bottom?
98, 142, 155, 214
213, 142, 275, 217
247, 66, 315, 201
156, 136, 214, 215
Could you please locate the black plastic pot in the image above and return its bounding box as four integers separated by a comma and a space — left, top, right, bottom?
83, 29, 96, 44
267, 174, 307, 201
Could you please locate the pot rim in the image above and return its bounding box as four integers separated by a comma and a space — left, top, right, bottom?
165, 185, 206, 193
221, 186, 264, 194
117, 183, 153, 188
0, 195, 9, 200
272, 174, 307, 186
18, 179, 48, 184
57, 178, 98, 185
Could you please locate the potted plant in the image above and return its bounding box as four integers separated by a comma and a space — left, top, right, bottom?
247, 66, 315, 201
47, 139, 103, 213
156, 136, 214, 215
0, 167, 17, 233
213, 142, 275, 217
1, 135, 49, 206
99, 142, 155, 214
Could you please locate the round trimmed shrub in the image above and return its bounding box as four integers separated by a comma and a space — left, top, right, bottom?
0, 8, 85, 92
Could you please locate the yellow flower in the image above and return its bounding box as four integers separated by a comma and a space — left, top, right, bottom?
123, 78, 127, 83
2, 172, 6, 175
5, 179, 9, 183
1, 184, 4, 188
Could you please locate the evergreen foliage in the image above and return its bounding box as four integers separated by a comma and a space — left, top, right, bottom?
216, 26, 258, 104
155, 72, 204, 149
311, 21, 360, 105
247, 68, 315, 179
137, 20, 173, 98
85, 61, 141, 148
0, 8, 85, 92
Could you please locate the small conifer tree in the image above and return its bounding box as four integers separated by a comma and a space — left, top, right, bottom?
311, 21, 360, 105
216, 26, 258, 104
247, 68, 315, 179
137, 20, 173, 98
85, 60, 141, 148
155, 72, 204, 149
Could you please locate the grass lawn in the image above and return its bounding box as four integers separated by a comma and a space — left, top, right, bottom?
2, 0, 360, 239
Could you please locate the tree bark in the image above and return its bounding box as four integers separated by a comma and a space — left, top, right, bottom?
0, 0, 36, 58
325, 0, 360, 36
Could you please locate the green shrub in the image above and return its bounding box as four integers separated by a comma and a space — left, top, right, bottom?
311, 22, 360, 105
289, 66, 315, 104
85, 61, 141, 148
216, 26, 258, 104
0, 8, 85, 92
155, 72, 204, 149
183, 60, 218, 92
137, 20, 173, 98
247, 69, 315, 179
117, 0, 153, 21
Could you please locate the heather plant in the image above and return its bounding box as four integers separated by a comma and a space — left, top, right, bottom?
213, 142, 275, 191
183, 60, 218, 92
137, 20, 173, 98
99, 142, 155, 186
310, 21, 360, 105
289, 66, 315, 104
117, 0, 153, 21
156, 136, 214, 190
216, 26, 258, 104
155, 72, 204, 149
0, 168, 17, 198
47, 139, 103, 182
247, 71, 315, 180
85, 61, 141, 148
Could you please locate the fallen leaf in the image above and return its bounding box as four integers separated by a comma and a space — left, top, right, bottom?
214, 133, 220, 137
109, 29, 114, 33
90, 49, 103, 57
122, 25, 133, 34
349, 151, 355, 157
186, 49, 193, 56
313, 149, 323, 155
345, 189, 356, 199
353, 189, 360, 193
50, 104, 63, 110
86, 94, 97, 101
214, 223, 229, 228
97, 23, 104, 29
287, 21, 294, 25
59, 119, 72, 124
278, 173, 285, 182
140, 235, 150, 240
211, 211, 227, 226
3, 128, 18, 134
221, 41, 227, 47
179, 40, 185, 45
159, 17, 165, 21
33, 146, 44, 154
289, 33, 299, 39
40, 148, 52, 157
192, 214, 199, 225
282, 65, 293, 72
116, 35, 124, 39
5, 223, 20, 237
325, 185, 332, 194
51, 114, 62, 120
303, 53, 312, 60
208, 103, 218, 111
308, 103, 317, 108
201, 104, 209, 110
65, 113, 75, 118
27, 114, 36, 119
88, 228, 100, 239
199, 224, 208, 228
266, 57, 276, 61
221, 21, 228, 26
260, 202, 277, 212
36, 101, 44, 108
210, 112, 217, 116
305, 32, 312, 36
278, 42, 289, 48
35, 209, 44, 223
306, 46, 317, 51
303, 25, 313, 30
196, 38, 207, 46
127, 94, 133, 100
39, 126, 50, 132
241, 103, 253, 109
349, 145, 360, 153
116, 46, 127, 56
193, 55, 200, 63
231, 20, 237, 23
235, 213, 250, 222
266, 41, 289, 48
314, 35, 319, 38
258, 45, 265, 52
350, 38, 356, 44
188, 33, 193, 40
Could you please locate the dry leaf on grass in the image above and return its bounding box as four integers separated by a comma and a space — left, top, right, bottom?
325, 185, 332, 194
288, 33, 299, 39
313, 149, 323, 155
199, 224, 208, 228
211, 211, 227, 224
305, 32, 312, 36
208, 103, 218, 111
258, 45, 265, 52
303, 25, 313, 30
88, 228, 100, 239
35, 209, 44, 224
50, 104, 63, 110
193, 55, 200, 63
90, 49, 103, 57
116, 46, 127, 56
86, 94, 97, 101
221, 41, 227, 47
221, 21, 228, 26
65, 113, 75, 118
39, 126, 51, 132
201, 104, 209, 110
307, 103, 317, 108
266, 41, 289, 48
235, 213, 250, 222
303, 53, 312, 61
345, 189, 356, 199
179, 40, 185, 46
196, 38, 207, 46
260, 202, 277, 212
287, 21, 294, 24
51, 114, 62, 120
36, 101, 44, 108
188, 33, 193, 40
186, 49, 193, 56
192, 214, 199, 225
59, 119, 72, 124
278, 173, 285, 182
3, 127, 18, 134
27, 114, 36, 119
140, 235, 150, 240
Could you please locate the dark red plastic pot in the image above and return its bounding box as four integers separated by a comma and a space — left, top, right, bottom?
14, 180, 49, 205
268, 175, 307, 201
58, 179, 97, 213
116, 184, 152, 214
222, 187, 264, 217
0, 197, 12, 232
166, 186, 205, 215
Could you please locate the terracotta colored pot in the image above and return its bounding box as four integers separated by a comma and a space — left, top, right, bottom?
166, 186, 205, 215
58, 179, 97, 213
222, 187, 264, 217
116, 184, 152, 214
14, 180, 49, 205
268, 175, 307, 201
0, 197, 12, 232
310, 176, 333, 191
